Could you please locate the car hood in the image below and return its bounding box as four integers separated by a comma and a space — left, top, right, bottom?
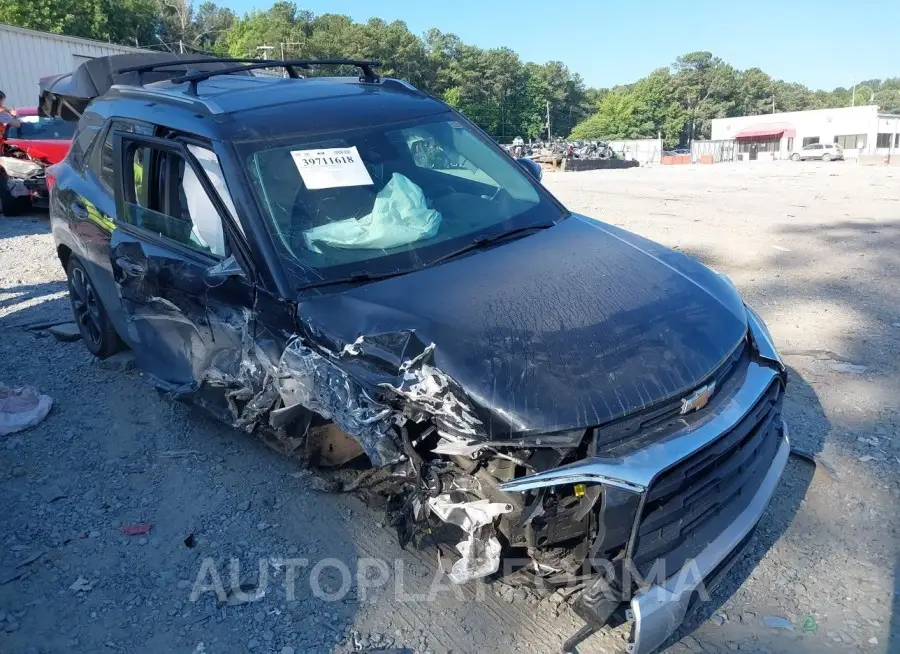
295, 214, 748, 441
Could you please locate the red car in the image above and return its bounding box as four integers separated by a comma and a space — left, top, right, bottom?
1, 107, 74, 164
0, 108, 74, 211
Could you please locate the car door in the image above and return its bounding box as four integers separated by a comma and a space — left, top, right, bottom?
109, 130, 260, 404
51, 116, 144, 342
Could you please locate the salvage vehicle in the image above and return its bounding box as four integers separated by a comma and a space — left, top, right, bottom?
0, 107, 74, 209
42, 53, 788, 654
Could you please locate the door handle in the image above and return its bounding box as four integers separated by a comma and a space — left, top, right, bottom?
71, 201, 88, 219
115, 257, 145, 278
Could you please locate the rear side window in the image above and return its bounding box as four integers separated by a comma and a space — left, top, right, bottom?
68, 125, 101, 171
90, 119, 153, 190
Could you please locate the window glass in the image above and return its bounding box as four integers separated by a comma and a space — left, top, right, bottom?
876, 133, 892, 148
802, 136, 820, 147
738, 138, 780, 153
93, 119, 153, 190
835, 134, 866, 149
120, 144, 226, 257
69, 124, 101, 170
241, 115, 558, 281
131, 146, 151, 207
7, 115, 76, 140
187, 144, 242, 234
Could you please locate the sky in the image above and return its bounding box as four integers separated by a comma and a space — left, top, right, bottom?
220, 0, 899, 90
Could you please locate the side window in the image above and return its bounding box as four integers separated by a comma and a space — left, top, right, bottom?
120, 139, 227, 257
69, 124, 101, 170
91, 119, 153, 190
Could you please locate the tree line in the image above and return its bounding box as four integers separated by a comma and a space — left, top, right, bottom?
3, 0, 899, 147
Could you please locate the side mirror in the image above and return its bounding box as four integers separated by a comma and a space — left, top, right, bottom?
204, 254, 246, 284
517, 157, 543, 181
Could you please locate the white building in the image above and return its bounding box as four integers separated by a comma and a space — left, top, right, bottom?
0, 23, 149, 109
711, 105, 900, 161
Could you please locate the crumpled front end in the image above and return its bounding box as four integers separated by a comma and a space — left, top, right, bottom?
258, 305, 788, 652
125, 247, 786, 653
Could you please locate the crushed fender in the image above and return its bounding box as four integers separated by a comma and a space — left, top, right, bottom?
276, 338, 400, 467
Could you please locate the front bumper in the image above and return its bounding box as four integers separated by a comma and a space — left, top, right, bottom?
628, 424, 790, 654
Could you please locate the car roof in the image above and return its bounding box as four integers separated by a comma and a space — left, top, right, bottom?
92, 74, 449, 143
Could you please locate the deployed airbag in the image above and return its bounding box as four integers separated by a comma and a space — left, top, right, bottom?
303, 173, 441, 253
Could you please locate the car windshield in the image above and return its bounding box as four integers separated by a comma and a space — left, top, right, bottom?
240, 113, 565, 283
9, 115, 76, 140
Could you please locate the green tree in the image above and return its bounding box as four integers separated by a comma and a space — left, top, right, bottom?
569, 92, 648, 140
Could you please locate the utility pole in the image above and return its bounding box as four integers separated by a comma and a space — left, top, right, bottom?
546, 100, 551, 140
256, 45, 275, 63
772, 95, 775, 113
852, 84, 856, 106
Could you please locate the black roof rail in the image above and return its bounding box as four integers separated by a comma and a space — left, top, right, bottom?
115, 57, 286, 85
170, 59, 382, 95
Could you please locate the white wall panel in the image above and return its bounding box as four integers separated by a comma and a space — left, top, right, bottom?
0, 23, 149, 108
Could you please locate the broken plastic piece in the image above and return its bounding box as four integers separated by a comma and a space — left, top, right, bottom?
0, 385, 53, 436
428, 494, 512, 584
121, 523, 152, 536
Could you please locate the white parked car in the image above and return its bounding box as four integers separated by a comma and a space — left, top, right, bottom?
791, 143, 843, 161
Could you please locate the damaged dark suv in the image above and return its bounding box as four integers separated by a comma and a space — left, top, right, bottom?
43, 54, 788, 653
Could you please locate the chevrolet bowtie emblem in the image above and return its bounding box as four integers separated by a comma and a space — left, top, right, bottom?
680, 382, 716, 414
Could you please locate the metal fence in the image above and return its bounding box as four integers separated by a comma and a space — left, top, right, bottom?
607, 139, 663, 165
691, 139, 736, 163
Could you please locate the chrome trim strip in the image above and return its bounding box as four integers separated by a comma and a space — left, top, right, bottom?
500, 361, 780, 493
628, 426, 790, 654
746, 306, 785, 372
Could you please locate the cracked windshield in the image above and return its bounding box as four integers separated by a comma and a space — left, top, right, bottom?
243, 117, 552, 275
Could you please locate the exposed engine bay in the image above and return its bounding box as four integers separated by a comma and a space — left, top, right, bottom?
0, 150, 48, 214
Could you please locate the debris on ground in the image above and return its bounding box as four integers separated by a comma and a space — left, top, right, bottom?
68, 577, 93, 593
120, 523, 152, 536
763, 615, 794, 631
46, 323, 81, 342
0, 385, 52, 436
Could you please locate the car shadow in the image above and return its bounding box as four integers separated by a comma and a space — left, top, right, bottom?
0, 281, 71, 330
0, 211, 49, 239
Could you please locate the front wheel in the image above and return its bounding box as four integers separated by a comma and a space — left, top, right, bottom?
66, 256, 121, 358
791, 153, 801, 161
822, 153, 832, 162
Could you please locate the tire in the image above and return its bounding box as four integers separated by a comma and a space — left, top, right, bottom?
66, 256, 121, 358
822, 153, 832, 162
791, 153, 800, 162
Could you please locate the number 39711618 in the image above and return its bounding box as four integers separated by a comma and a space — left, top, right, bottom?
302, 155, 355, 167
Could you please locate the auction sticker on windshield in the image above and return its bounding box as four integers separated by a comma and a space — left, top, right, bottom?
290, 146, 373, 190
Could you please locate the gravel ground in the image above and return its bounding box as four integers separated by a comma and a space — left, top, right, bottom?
1, 160, 898, 654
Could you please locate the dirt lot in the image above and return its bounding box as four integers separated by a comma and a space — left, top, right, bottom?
1, 161, 898, 654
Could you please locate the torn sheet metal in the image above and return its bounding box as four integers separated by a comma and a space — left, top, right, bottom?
376, 342, 483, 442
428, 494, 513, 584
276, 338, 400, 467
